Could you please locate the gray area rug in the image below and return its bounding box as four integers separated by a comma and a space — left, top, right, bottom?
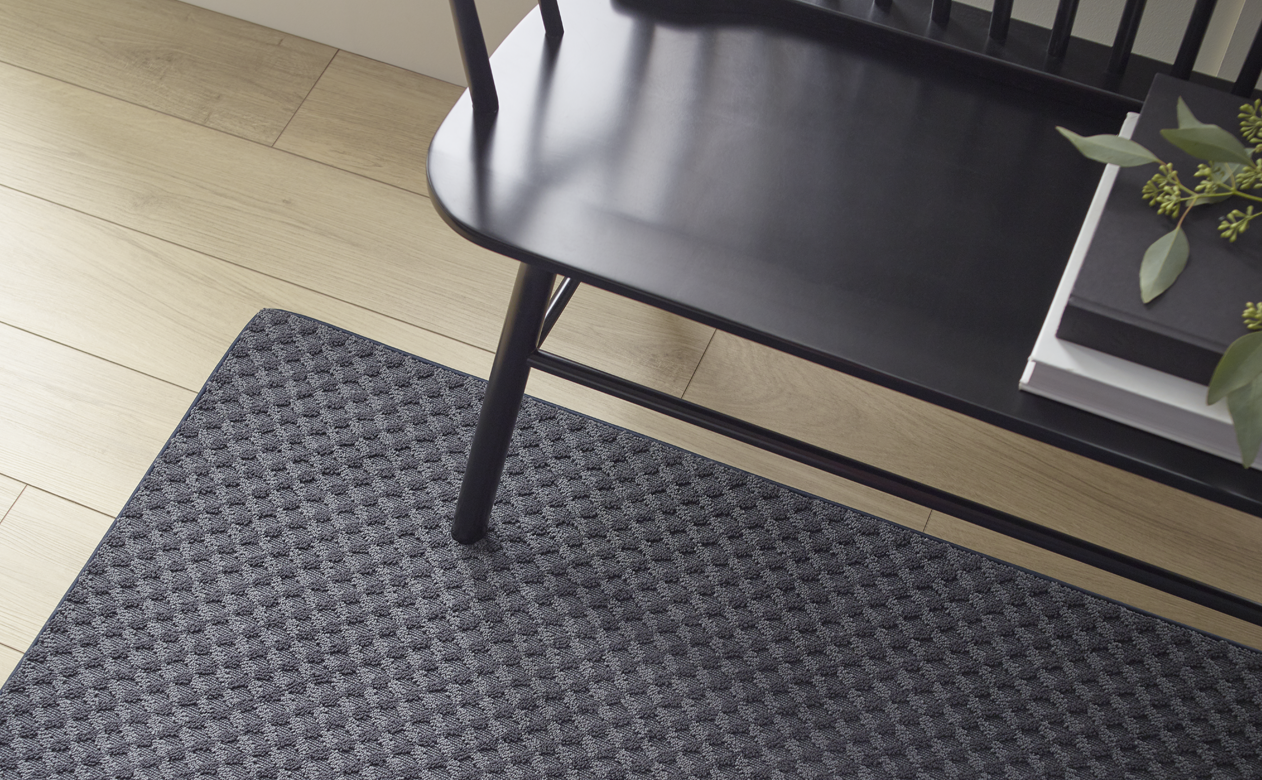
1, 309, 1260, 779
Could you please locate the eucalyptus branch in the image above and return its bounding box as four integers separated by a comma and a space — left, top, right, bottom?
1220, 190, 1262, 203
1059, 95, 1262, 466
1175, 199, 1197, 229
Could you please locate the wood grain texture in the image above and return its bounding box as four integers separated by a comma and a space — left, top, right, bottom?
0, 0, 335, 144
545, 285, 715, 398
0, 61, 707, 397
0, 323, 194, 516
0, 476, 24, 525
525, 373, 932, 529
274, 51, 463, 192
0, 59, 516, 353
685, 332, 1262, 603
0, 184, 496, 392
925, 511, 1262, 650
0, 488, 113, 653
0, 644, 21, 688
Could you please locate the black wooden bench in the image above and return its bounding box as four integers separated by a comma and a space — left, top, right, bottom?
428, 0, 1262, 623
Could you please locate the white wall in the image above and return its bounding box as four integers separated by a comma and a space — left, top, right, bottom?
183, 0, 1258, 85
180, 0, 539, 86
1223, 0, 1262, 78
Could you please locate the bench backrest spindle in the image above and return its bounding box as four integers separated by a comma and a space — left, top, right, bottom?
1047, 0, 1081, 59
1171, 0, 1219, 80
990, 0, 1015, 42
1108, 0, 1148, 74
1235, 19, 1262, 96
447, 0, 499, 114
539, 0, 565, 39
445, 0, 1262, 126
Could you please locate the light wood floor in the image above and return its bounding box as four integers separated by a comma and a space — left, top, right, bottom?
1, 0, 1260, 686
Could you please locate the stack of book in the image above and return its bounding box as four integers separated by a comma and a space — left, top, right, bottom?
1021, 74, 1262, 468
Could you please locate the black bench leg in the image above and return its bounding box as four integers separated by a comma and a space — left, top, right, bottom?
452, 263, 557, 543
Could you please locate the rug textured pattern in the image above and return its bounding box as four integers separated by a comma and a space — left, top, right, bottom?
1, 310, 1260, 779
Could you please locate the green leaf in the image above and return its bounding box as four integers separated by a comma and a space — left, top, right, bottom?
1208, 330, 1262, 404
1227, 375, 1262, 467
1056, 127, 1161, 167
1176, 96, 1201, 129
1160, 125, 1255, 166
1138, 227, 1189, 303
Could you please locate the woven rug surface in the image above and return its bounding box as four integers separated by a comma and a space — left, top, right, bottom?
1, 309, 1260, 779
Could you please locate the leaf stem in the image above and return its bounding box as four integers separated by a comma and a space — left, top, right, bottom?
1176, 200, 1196, 228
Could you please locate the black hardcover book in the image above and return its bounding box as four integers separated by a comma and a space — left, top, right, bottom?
1057, 74, 1262, 385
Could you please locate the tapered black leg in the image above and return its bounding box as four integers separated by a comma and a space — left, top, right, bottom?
452, 263, 557, 543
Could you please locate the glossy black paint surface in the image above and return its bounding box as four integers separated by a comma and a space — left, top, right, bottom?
427, 0, 1262, 514
453, 264, 557, 543
617, 0, 1251, 109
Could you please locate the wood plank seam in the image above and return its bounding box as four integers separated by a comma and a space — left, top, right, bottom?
0, 178, 488, 387
0, 58, 294, 152
0, 55, 447, 208
0, 484, 25, 528
678, 330, 718, 401
268, 50, 340, 149
0, 314, 192, 394
0, 0, 338, 144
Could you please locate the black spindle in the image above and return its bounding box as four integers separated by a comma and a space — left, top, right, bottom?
932, 0, 951, 25
539, 277, 579, 344
1233, 17, 1262, 95
448, 0, 498, 114
1047, 0, 1080, 59
539, 0, 564, 39
990, 0, 1013, 42
1171, 0, 1218, 79
1108, 0, 1148, 74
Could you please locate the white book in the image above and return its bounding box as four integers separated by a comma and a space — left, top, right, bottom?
1019, 112, 1254, 469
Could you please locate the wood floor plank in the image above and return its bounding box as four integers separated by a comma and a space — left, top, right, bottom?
0, 0, 335, 144
0, 184, 496, 392
924, 511, 1262, 651
525, 373, 933, 529
0, 61, 708, 397
0, 644, 21, 688
684, 332, 1262, 604
0, 323, 194, 516
0, 476, 23, 525
0, 60, 515, 353
546, 286, 715, 398
274, 50, 463, 193
0, 488, 114, 654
